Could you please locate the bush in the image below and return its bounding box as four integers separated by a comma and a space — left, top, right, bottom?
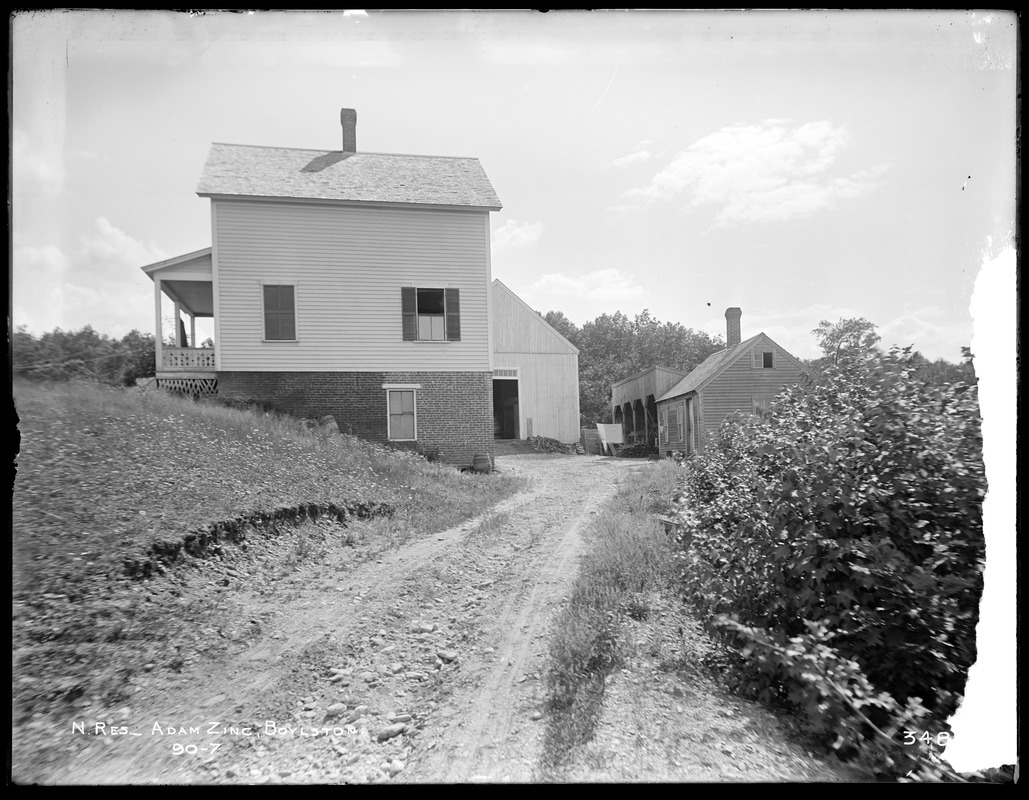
672, 348, 985, 774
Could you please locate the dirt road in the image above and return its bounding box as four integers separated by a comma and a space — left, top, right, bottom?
21, 452, 641, 784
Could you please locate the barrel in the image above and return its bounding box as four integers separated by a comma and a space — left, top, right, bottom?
472, 454, 492, 474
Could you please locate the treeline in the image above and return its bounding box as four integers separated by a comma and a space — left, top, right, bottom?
11, 326, 157, 387
542, 309, 724, 424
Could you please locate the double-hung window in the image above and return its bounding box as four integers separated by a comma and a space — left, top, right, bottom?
263, 284, 296, 341
387, 388, 417, 441
401, 287, 460, 342
417, 289, 446, 341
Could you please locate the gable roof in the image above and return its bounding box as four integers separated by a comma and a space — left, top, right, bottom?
657, 333, 804, 402
492, 280, 580, 355
196, 143, 502, 210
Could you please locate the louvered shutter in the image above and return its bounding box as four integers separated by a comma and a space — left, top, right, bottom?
264, 285, 295, 341
401, 287, 417, 341
445, 288, 461, 341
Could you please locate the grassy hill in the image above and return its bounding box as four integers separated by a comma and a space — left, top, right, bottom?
12, 380, 522, 722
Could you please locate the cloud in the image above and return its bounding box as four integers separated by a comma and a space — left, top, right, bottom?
612, 148, 651, 168
625, 120, 889, 225
524, 268, 645, 304
492, 219, 544, 254
13, 218, 170, 336
879, 308, 969, 361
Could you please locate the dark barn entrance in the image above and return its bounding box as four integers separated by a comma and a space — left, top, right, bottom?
493, 378, 519, 439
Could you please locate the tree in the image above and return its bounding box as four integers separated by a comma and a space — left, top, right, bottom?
118, 330, 156, 385
913, 347, 976, 387
812, 317, 881, 366
542, 310, 580, 347
571, 309, 723, 424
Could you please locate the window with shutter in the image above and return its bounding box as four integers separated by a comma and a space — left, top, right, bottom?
402, 287, 460, 341
263, 285, 296, 341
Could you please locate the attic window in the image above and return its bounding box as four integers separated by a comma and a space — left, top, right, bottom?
752, 350, 774, 369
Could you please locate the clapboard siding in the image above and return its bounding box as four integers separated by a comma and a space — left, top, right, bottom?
491, 280, 580, 443
214, 199, 491, 372
493, 353, 581, 443
699, 345, 804, 440
492, 282, 578, 356
611, 366, 688, 412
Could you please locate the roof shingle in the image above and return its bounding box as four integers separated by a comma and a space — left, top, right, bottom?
657, 334, 764, 401
196, 143, 502, 209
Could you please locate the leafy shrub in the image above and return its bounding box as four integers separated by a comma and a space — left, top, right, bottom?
616, 439, 659, 458
672, 348, 985, 774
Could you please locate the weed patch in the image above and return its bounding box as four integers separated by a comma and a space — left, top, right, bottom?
11, 379, 523, 722
539, 460, 678, 778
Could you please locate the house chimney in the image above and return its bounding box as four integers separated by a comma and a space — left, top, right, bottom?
340, 108, 357, 152
725, 307, 742, 348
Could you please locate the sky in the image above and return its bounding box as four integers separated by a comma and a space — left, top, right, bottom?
10, 9, 1017, 771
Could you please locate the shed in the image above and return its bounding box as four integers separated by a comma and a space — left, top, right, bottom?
610, 365, 689, 445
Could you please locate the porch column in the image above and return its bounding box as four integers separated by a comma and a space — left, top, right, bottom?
190, 314, 196, 349
173, 300, 184, 346
154, 278, 163, 372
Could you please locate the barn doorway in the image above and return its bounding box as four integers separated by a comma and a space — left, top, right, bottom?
493, 377, 519, 439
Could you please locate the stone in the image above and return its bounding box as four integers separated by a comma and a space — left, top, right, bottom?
389, 760, 405, 776
436, 650, 458, 663
377, 723, 406, 742
324, 703, 347, 720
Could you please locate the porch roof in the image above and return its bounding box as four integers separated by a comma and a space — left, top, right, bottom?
141, 248, 214, 317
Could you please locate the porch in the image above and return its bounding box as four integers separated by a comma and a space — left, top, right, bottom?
141, 248, 218, 395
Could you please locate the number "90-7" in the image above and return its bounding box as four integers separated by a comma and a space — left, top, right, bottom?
172, 743, 221, 755
903, 730, 951, 747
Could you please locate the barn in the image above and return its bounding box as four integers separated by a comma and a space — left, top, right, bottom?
491, 279, 581, 444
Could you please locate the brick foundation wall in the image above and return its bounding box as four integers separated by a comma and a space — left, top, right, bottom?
217, 371, 495, 468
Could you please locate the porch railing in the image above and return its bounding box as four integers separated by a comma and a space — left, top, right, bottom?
161, 347, 216, 371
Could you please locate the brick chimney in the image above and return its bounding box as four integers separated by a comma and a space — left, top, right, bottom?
340, 108, 357, 152
725, 307, 742, 348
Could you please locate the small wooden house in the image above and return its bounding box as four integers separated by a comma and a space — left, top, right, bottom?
491, 279, 580, 443
656, 308, 807, 456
